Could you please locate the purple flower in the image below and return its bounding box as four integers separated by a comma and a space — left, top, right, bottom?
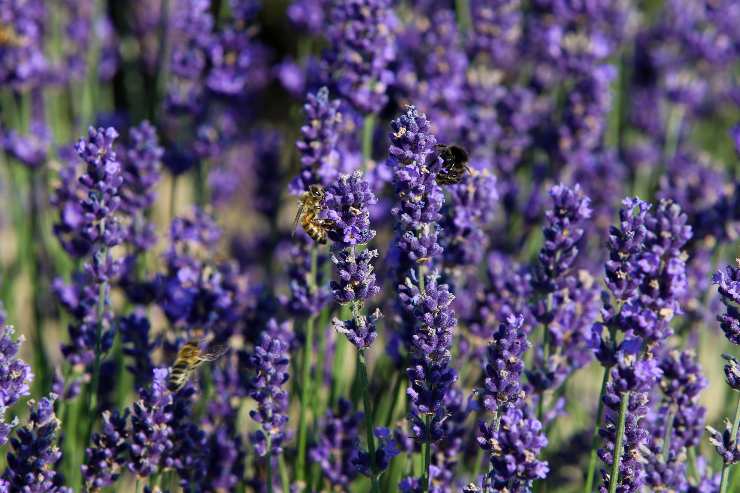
309, 398, 363, 488
0, 0, 47, 88
332, 309, 382, 350
54, 272, 114, 370
707, 419, 740, 466
120, 121, 162, 212
480, 315, 528, 415
532, 183, 592, 294
478, 407, 549, 490
81, 410, 129, 490
288, 0, 326, 34
74, 126, 125, 282
598, 355, 661, 493
389, 106, 444, 267
723, 354, 740, 391
206, 27, 269, 96
128, 368, 174, 478
325, 0, 396, 114
290, 87, 343, 194
404, 272, 458, 443
714, 261, 740, 345
248, 319, 291, 457
118, 313, 160, 390
2, 121, 50, 169
167, 0, 213, 112
2, 395, 70, 492
469, 0, 523, 69
352, 426, 400, 478
285, 235, 330, 317
0, 325, 32, 446
441, 171, 498, 267
645, 351, 707, 491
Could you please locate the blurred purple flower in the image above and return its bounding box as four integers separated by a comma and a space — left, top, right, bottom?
325, 0, 396, 114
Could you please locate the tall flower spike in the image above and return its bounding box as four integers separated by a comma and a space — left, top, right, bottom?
645, 351, 707, 491
323, 171, 382, 348
480, 314, 528, 415
309, 398, 363, 488
598, 354, 662, 493
404, 271, 458, 443
478, 407, 549, 490
248, 319, 291, 457
74, 126, 124, 282
326, 0, 396, 114
713, 260, 740, 345
0, 325, 32, 446
2, 395, 70, 492
81, 409, 130, 491
291, 86, 343, 194
532, 183, 592, 294
127, 368, 174, 478
389, 105, 444, 267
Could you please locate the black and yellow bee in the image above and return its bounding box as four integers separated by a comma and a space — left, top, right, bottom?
435, 144, 471, 185
167, 339, 228, 392
293, 184, 333, 244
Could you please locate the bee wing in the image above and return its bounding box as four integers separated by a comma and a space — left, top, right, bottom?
201, 343, 229, 362
292, 199, 306, 238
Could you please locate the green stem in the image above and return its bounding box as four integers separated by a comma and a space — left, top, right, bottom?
27, 170, 51, 394
719, 393, 740, 493
266, 436, 274, 493
154, 0, 171, 120
169, 175, 178, 222
687, 446, 699, 484
296, 247, 319, 483
454, 0, 472, 35
279, 455, 289, 493
362, 114, 376, 171
608, 392, 630, 493
85, 269, 108, 446
661, 407, 674, 463
584, 365, 610, 493
423, 414, 432, 493
358, 349, 381, 493
384, 371, 403, 427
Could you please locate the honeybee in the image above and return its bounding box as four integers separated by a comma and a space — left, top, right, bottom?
167, 339, 228, 393
435, 144, 471, 185
293, 184, 333, 244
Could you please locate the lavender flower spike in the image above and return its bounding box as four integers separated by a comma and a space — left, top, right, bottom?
0, 325, 33, 446
323, 171, 382, 349
2, 395, 70, 492
248, 319, 291, 457
713, 260, 740, 345
326, 0, 396, 115
481, 314, 528, 415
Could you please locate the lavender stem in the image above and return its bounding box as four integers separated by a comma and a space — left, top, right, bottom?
362, 114, 375, 171
358, 349, 380, 493
608, 392, 630, 493
296, 246, 319, 482
584, 365, 610, 493
454, 0, 472, 34
423, 413, 432, 493
719, 394, 740, 493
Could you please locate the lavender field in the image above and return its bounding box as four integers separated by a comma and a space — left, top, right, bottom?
0, 0, 739, 492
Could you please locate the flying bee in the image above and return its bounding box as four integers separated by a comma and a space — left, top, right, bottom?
435, 144, 471, 185
167, 339, 229, 393
293, 184, 333, 244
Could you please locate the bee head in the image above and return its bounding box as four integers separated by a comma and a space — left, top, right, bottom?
308, 184, 325, 199
448, 145, 469, 163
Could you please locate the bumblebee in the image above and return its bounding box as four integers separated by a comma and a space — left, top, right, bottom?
435, 144, 471, 185
167, 339, 228, 393
293, 184, 333, 244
